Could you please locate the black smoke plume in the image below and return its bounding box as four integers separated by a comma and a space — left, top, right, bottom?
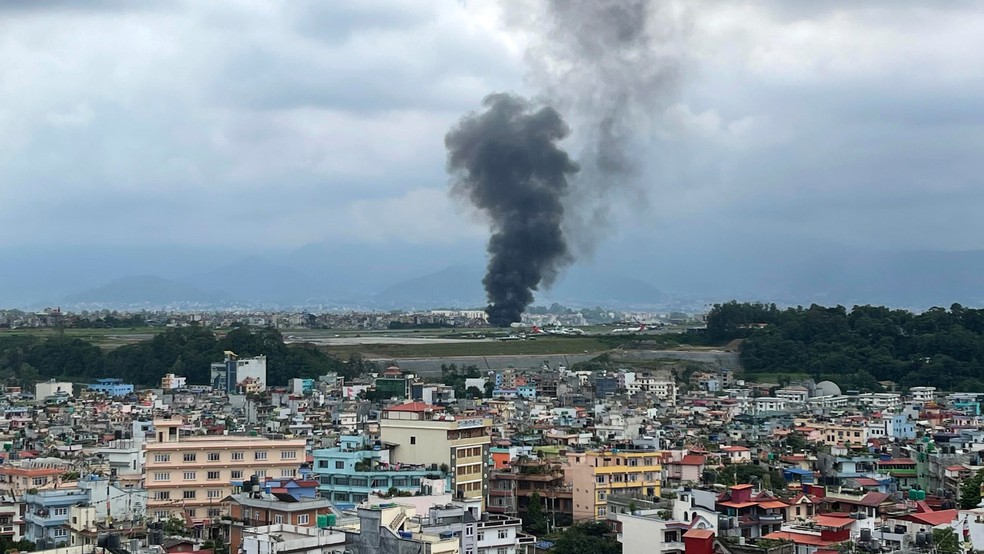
445, 93, 579, 327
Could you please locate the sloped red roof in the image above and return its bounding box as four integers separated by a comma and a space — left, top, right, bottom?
906, 509, 957, 526
680, 455, 706, 465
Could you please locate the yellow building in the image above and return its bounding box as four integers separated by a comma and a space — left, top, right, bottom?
565, 450, 661, 521
145, 419, 306, 524
378, 403, 491, 504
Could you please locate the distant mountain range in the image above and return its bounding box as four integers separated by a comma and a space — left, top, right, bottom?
3, 240, 984, 311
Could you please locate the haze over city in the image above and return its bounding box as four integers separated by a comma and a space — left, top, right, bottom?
3, 1, 984, 310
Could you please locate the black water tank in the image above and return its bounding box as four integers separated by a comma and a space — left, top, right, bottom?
107, 534, 122, 550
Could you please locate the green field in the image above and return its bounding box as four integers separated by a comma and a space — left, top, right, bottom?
0, 327, 161, 348
316, 336, 619, 359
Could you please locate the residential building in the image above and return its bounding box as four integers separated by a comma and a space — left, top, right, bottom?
565, 449, 662, 521
226, 490, 335, 550
161, 373, 187, 390
23, 487, 90, 546
240, 524, 347, 554
378, 403, 491, 504
211, 352, 267, 393
144, 419, 305, 523
487, 459, 572, 521
36, 380, 73, 400
311, 434, 447, 504
86, 379, 134, 397
909, 386, 936, 403
418, 501, 536, 554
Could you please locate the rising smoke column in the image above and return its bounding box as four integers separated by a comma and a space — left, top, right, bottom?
519, 0, 685, 252
445, 93, 579, 327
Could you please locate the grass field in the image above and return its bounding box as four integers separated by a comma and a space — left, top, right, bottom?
0, 327, 161, 348
316, 336, 618, 359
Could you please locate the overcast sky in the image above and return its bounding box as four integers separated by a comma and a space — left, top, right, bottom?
3, 0, 984, 257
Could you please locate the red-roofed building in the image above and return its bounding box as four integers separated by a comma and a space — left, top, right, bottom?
665, 454, 706, 487
717, 485, 789, 539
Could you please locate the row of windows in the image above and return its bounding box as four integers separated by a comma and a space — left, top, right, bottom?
457, 446, 482, 458
244, 510, 310, 525
325, 476, 421, 487
456, 464, 482, 477
154, 489, 226, 501
152, 450, 298, 463
456, 481, 482, 493
153, 468, 296, 483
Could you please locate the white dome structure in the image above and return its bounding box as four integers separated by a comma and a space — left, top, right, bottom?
814, 380, 842, 397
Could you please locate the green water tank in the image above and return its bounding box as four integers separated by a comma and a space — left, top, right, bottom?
317, 515, 328, 528
327, 514, 337, 526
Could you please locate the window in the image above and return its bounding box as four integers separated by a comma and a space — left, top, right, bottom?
155, 491, 171, 500
297, 514, 309, 525
497, 529, 508, 539
208, 489, 221, 499
232, 452, 244, 461
185, 509, 196, 518
281, 450, 297, 460
183, 490, 196, 499
281, 469, 296, 477
477, 532, 485, 541
254, 451, 267, 461
275, 515, 284, 524
154, 454, 170, 463
155, 511, 169, 520
184, 472, 196, 480
53, 507, 68, 516
410, 436, 416, 445
208, 508, 221, 517
231, 470, 243, 480
466, 526, 474, 536
208, 452, 221, 462
183, 453, 197, 463
155, 473, 170, 481
497, 549, 508, 554
32, 477, 47, 486
54, 528, 68, 538
256, 470, 267, 478
207, 471, 220, 480
335, 461, 344, 469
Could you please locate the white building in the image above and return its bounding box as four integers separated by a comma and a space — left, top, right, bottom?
36, 380, 73, 399
211, 352, 267, 393
856, 392, 902, 411
753, 397, 788, 414
242, 524, 347, 554
160, 373, 186, 390
775, 386, 809, 403
909, 386, 937, 403
629, 377, 676, 406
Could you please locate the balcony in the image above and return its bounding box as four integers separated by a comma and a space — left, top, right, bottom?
759, 513, 784, 523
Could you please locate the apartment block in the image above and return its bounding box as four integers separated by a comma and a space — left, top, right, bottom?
378, 403, 491, 504
565, 450, 662, 521
144, 419, 305, 524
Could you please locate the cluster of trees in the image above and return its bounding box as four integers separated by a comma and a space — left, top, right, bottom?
0, 325, 372, 387
707, 301, 984, 390
550, 522, 621, 554
438, 364, 493, 399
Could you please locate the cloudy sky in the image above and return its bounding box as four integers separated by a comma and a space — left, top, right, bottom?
2, 0, 984, 260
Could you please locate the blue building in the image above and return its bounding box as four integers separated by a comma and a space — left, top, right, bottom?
23, 488, 90, 546
891, 414, 916, 440
312, 435, 449, 504
86, 378, 134, 397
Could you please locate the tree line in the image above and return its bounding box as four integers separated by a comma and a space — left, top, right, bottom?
707, 301, 984, 391
0, 325, 373, 387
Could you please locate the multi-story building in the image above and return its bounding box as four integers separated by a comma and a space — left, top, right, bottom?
144, 419, 305, 524
226, 490, 335, 550
565, 449, 662, 521
161, 373, 187, 390
23, 487, 90, 547
311, 435, 447, 504
0, 463, 65, 497
379, 403, 491, 505
86, 378, 134, 397
0, 494, 25, 542
419, 501, 536, 554
35, 380, 73, 400
211, 352, 267, 393
487, 459, 572, 522
627, 377, 676, 406
909, 386, 937, 404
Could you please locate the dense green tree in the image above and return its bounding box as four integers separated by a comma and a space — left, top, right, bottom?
552, 523, 620, 554
931, 527, 961, 554
960, 470, 984, 509
523, 492, 548, 535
